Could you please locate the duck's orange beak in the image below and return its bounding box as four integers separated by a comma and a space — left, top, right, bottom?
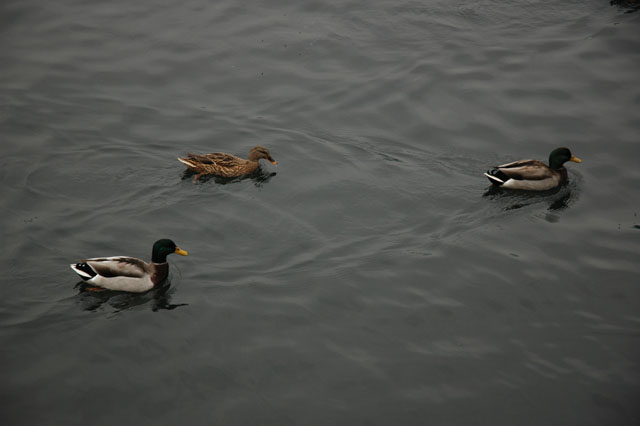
570, 155, 582, 163
269, 158, 278, 165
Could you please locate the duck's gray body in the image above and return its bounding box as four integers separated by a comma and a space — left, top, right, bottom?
70, 256, 169, 293
484, 159, 568, 191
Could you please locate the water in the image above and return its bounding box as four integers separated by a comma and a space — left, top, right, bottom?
1, 1, 639, 424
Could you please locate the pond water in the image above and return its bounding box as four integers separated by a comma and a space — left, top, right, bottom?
1, 1, 639, 425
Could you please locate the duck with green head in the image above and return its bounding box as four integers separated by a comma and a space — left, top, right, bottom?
484, 147, 582, 191
70, 239, 188, 293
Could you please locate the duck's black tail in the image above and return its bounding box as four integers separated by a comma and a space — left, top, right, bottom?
484, 168, 508, 186
70, 262, 97, 280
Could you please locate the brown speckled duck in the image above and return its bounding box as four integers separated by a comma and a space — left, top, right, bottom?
178, 146, 277, 181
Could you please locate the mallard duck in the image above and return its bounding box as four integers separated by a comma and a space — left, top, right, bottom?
70, 239, 188, 293
484, 147, 581, 191
178, 146, 277, 181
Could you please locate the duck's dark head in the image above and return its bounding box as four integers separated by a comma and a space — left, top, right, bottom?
549, 147, 582, 170
248, 146, 277, 165
151, 239, 188, 263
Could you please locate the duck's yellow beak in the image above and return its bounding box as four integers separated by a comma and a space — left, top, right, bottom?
175, 247, 188, 256
570, 155, 582, 163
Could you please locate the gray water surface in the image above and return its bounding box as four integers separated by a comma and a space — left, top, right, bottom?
1, 1, 639, 425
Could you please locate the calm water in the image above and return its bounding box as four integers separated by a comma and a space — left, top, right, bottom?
1, 0, 639, 424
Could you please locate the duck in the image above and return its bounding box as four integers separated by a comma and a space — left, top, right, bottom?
484, 147, 581, 191
178, 146, 277, 181
70, 239, 188, 293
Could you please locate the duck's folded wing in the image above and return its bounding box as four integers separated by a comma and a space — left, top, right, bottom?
497, 160, 550, 180
186, 152, 242, 167
83, 257, 148, 278
208, 153, 243, 168
185, 153, 216, 164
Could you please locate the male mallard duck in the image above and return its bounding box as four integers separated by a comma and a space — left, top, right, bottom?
70, 239, 188, 293
484, 147, 581, 191
178, 146, 277, 181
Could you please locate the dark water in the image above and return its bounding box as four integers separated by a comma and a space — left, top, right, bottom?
1, 1, 639, 424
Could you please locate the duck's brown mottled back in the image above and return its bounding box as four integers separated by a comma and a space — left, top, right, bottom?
178, 146, 277, 181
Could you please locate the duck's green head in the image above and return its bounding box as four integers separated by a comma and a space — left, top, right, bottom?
152, 239, 188, 263
549, 147, 582, 170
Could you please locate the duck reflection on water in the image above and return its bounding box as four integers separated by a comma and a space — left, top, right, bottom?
75, 279, 187, 313
181, 168, 276, 187
483, 182, 578, 213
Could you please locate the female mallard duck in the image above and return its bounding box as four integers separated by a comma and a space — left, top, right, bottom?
178, 146, 277, 181
70, 239, 188, 293
484, 147, 581, 191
